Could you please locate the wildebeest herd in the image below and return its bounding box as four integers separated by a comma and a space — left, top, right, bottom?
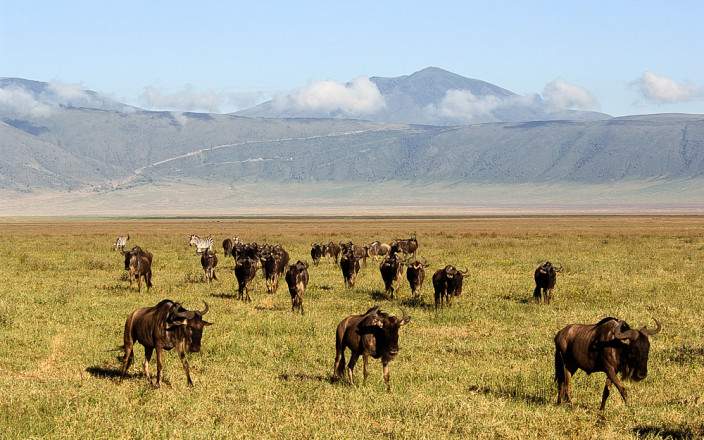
111, 232, 662, 411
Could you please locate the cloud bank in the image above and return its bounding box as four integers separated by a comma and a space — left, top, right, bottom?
634, 71, 703, 103
0, 86, 54, 117
272, 77, 385, 115
140, 85, 268, 113
542, 80, 598, 110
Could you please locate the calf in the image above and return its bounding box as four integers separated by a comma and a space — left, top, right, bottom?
534, 261, 561, 304
432, 265, 467, 309
121, 299, 212, 387
285, 260, 309, 314
234, 257, 257, 301
200, 250, 218, 283
333, 306, 411, 391
406, 259, 427, 297
555, 317, 661, 410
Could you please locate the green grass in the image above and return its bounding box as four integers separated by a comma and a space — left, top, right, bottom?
0, 217, 702, 439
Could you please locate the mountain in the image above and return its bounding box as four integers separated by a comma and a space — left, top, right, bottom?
236, 67, 611, 125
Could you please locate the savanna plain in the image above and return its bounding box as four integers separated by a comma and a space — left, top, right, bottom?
0, 216, 702, 439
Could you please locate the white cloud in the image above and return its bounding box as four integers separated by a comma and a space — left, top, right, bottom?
139, 85, 268, 113
429, 89, 502, 121
0, 86, 54, 117
542, 80, 598, 110
634, 71, 702, 103
273, 77, 385, 115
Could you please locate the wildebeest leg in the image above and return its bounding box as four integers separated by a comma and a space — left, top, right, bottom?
333, 347, 346, 381
347, 353, 360, 385
382, 361, 391, 392
179, 351, 193, 387
603, 367, 627, 409
120, 345, 134, 382
143, 347, 153, 384
533, 285, 541, 303
362, 354, 369, 385
137, 274, 142, 292
600, 378, 611, 410
546, 288, 552, 304
212, 269, 217, 281
155, 346, 164, 388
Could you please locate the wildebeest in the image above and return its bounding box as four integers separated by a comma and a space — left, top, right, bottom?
285, 260, 309, 314
325, 241, 341, 264
122, 246, 153, 292
189, 234, 213, 254
391, 233, 418, 257
554, 317, 661, 410
234, 256, 258, 301
534, 261, 562, 304
120, 299, 212, 387
340, 250, 361, 288
406, 259, 428, 297
368, 241, 390, 260
113, 234, 129, 251
310, 243, 324, 266
200, 250, 218, 283
379, 253, 405, 298
222, 236, 240, 258
431, 265, 467, 308
260, 245, 289, 293
333, 306, 411, 391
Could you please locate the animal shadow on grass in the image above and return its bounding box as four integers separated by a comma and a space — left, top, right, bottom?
101, 284, 130, 293
632, 424, 704, 440
254, 304, 287, 312
209, 292, 234, 299
400, 296, 431, 309
369, 290, 388, 301
86, 364, 142, 380
467, 384, 550, 406
318, 284, 334, 291
501, 293, 531, 304
278, 372, 331, 383
664, 345, 704, 365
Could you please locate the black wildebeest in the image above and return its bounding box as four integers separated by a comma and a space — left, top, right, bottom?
200, 250, 218, 283
310, 243, 324, 266
325, 241, 341, 264
391, 233, 418, 257
123, 246, 153, 292
340, 250, 361, 288
379, 253, 405, 299
234, 256, 258, 301
285, 260, 309, 314
534, 261, 562, 304
431, 265, 467, 309
406, 259, 428, 297
120, 299, 212, 387
554, 316, 661, 410
260, 245, 289, 293
333, 306, 411, 391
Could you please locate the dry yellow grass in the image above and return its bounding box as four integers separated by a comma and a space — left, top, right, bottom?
0, 216, 702, 439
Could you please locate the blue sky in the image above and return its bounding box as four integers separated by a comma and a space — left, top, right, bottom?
1, 1, 703, 115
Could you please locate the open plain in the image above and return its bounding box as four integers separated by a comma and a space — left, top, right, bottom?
0, 216, 702, 439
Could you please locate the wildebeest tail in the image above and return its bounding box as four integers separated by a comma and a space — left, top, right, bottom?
533, 285, 541, 300
554, 349, 565, 384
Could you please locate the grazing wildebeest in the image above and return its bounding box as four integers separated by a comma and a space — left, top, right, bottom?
340, 250, 361, 288
189, 234, 213, 254
310, 243, 324, 266
333, 306, 411, 391
554, 317, 661, 410
260, 245, 289, 294
391, 233, 418, 257
113, 234, 129, 251
120, 299, 212, 387
234, 257, 258, 301
222, 237, 240, 258
379, 253, 405, 299
406, 259, 428, 297
368, 241, 391, 260
285, 260, 309, 314
431, 265, 467, 309
200, 250, 218, 283
325, 241, 341, 264
122, 246, 153, 292
534, 261, 562, 304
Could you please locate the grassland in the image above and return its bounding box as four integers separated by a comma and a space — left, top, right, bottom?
0, 216, 702, 439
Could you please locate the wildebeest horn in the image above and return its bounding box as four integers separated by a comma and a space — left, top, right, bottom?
613, 327, 640, 342
200, 301, 209, 316
173, 309, 196, 320
399, 308, 411, 325
458, 267, 469, 274
641, 318, 661, 336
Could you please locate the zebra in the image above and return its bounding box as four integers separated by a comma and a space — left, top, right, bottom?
189, 234, 214, 254
113, 234, 130, 251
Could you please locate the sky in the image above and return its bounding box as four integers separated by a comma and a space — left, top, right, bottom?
1, 1, 703, 116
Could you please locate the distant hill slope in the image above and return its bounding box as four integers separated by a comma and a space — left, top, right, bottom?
236, 67, 611, 125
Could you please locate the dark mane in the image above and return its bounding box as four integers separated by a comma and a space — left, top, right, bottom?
595, 316, 618, 326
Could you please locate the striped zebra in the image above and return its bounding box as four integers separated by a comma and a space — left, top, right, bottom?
113, 234, 130, 251
189, 234, 214, 254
